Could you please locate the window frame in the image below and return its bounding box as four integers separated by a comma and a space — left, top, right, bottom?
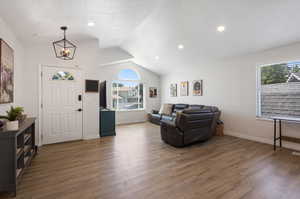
52, 71, 75, 81
256, 65, 262, 118
112, 69, 145, 111
256, 61, 300, 119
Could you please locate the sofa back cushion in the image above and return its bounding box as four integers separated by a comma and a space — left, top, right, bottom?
202, 106, 219, 112
189, 104, 204, 109
173, 104, 189, 113
183, 109, 212, 114
176, 110, 214, 132
159, 104, 173, 116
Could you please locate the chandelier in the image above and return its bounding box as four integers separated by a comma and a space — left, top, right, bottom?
53, 26, 76, 60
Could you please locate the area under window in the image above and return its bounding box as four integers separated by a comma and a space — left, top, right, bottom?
257, 62, 300, 118
52, 71, 74, 80
112, 69, 144, 111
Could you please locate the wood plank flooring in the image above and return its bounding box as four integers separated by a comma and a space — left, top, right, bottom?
1, 122, 300, 199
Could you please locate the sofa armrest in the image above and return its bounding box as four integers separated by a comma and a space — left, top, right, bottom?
160, 119, 184, 147
211, 111, 221, 135
161, 120, 176, 128
152, 110, 159, 114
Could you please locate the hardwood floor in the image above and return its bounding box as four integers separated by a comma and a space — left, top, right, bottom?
1, 122, 300, 199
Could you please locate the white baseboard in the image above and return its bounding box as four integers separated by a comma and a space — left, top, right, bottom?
83, 134, 100, 140
117, 120, 147, 125
225, 130, 300, 152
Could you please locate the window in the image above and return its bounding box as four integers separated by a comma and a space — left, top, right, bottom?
118, 69, 139, 80
112, 69, 144, 111
52, 71, 74, 80
257, 62, 300, 118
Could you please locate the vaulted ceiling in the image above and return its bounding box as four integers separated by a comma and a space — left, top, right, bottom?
1, 0, 300, 75
122, 0, 300, 74
0, 0, 161, 47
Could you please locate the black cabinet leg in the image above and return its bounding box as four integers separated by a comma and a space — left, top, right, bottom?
279, 120, 282, 148
274, 119, 276, 151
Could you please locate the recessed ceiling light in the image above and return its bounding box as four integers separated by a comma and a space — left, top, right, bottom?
155, 56, 160, 60
178, 44, 184, 50
217, 26, 226, 32
88, 22, 95, 27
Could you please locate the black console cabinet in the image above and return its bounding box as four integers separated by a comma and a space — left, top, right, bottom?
0, 118, 37, 196
100, 108, 116, 137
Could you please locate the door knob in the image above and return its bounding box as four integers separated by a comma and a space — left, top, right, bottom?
77, 108, 83, 112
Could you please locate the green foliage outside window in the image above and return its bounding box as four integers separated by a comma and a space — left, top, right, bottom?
261, 63, 300, 85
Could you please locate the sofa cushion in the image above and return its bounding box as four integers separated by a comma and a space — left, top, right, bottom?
161, 115, 173, 121
182, 109, 212, 114
159, 104, 173, 115
152, 110, 159, 114
202, 106, 219, 112
173, 104, 189, 112
189, 104, 204, 109
177, 112, 214, 131
151, 114, 161, 120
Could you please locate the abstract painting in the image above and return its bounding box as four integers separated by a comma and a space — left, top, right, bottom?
192, 80, 203, 96
0, 39, 14, 104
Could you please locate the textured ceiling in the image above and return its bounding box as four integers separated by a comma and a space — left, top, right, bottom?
0, 0, 161, 47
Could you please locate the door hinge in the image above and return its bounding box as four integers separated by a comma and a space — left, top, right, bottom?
41, 103, 43, 108
41, 72, 43, 77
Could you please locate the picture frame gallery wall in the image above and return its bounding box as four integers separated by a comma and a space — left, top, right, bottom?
169, 80, 203, 97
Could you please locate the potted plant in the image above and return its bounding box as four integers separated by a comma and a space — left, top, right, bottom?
0, 106, 24, 131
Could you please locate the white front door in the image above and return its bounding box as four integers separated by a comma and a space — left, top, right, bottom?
41, 66, 83, 145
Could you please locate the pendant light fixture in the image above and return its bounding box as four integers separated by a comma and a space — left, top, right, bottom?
53, 26, 76, 60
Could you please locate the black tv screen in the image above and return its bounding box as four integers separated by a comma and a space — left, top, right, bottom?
99, 81, 107, 109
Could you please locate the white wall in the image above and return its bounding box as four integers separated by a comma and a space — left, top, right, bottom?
98, 61, 161, 125
0, 17, 24, 114
22, 40, 144, 142
161, 42, 300, 151
0, 16, 160, 144
21, 39, 160, 144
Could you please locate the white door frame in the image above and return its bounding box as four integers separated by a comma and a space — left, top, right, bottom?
38, 64, 84, 146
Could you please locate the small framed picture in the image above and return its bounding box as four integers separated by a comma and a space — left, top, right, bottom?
192, 80, 203, 96
149, 87, 157, 98
170, 83, 177, 97
85, 80, 99, 92
180, 81, 189, 96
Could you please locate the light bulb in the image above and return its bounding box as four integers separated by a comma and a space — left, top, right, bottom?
217, 26, 226, 32
60, 48, 71, 57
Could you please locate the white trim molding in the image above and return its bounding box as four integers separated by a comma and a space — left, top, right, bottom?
83, 134, 99, 140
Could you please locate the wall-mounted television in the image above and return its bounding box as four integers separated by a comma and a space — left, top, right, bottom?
99, 81, 107, 109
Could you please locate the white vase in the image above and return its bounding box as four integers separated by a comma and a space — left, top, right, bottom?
6, 120, 19, 131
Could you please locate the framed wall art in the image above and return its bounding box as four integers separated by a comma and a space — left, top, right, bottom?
170, 83, 177, 97
85, 79, 99, 92
180, 81, 189, 96
0, 39, 14, 104
192, 80, 203, 96
149, 87, 158, 98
